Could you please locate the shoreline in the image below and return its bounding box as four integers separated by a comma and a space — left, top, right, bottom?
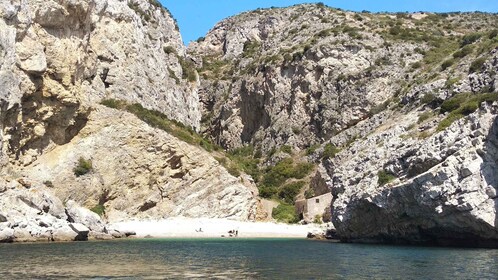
109, 218, 328, 239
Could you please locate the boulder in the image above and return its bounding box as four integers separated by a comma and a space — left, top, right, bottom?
13, 228, 36, 242
52, 225, 78, 242
0, 228, 14, 243
65, 200, 106, 232
69, 223, 90, 241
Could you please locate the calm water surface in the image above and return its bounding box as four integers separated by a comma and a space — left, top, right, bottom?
1, 238, 497, 279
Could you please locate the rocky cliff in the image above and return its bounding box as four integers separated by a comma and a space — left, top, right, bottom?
2, 1, 498, 247
189, 5, 498, 246
0, 0, 259, 243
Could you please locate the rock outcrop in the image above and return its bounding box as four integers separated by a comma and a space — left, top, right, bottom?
1, 0, 200, 169
190, 5, 498, 246
1, 1, 498, 246
0, 178, 109, 242
25, 106, 259, 222
0, 0, 260, 244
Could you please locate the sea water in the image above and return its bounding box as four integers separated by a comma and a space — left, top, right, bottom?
1, 238, 497, 279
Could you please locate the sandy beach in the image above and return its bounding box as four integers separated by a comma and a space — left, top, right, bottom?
110, 218, 327, 238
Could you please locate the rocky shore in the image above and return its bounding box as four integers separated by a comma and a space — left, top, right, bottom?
0, 178, 135, 243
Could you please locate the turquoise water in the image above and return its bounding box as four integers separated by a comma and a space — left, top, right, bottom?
1, 238, 498, 279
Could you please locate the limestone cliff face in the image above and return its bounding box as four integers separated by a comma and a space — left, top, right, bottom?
0, 0, 259, 243
1, 0, 200, 168
189, 6, 412, 150
191, 5, 498, 246
25, 106, 258, 222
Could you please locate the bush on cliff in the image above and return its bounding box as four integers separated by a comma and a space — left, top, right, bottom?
74, 157, 93, 177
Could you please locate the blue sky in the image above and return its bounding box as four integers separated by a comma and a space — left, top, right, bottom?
161, 0, 498, 45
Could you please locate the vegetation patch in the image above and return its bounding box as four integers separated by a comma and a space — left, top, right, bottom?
259, 158, 314, 199
417, 111, 433, 124
377, 170, 396, 186
278, 181, 305, 204
469, 57, 487, 73
322, 143, 340, 159
272, 203, 299, 224
101, 99, 220, 153
227, 145, 260, 181
437, 92, 498, 131
452, 45, 473, 59
74, 157, 93, 177
460, 33, 482, 47
177, 56, 197, 82
243, 40, 261, 58
90, 205, 105, 216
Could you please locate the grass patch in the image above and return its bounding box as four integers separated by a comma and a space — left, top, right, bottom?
272, 203, 299, 224
437, 92, 498, 131
469, 57, 487, 73
417, 111, 433, 124
101, 99, 220, 153
452, 45, 473, 58
90, 205, 105, 216
377, 170, 396, 186
74, 157, 93, 177
461, 33, 482, 47
322, 143, 340, 159
227, 145, 260, 181
243, 40, 261, 58
280, 145, 293, 154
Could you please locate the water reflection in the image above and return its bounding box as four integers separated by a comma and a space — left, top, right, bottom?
1, 239, 498, 279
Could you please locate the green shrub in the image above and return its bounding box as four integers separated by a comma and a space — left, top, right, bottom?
437, 112, 463, 131
461, 33, 481, 47
437, 92, 498, 132
304, 188, 315, 199
377, 170, 396, 186
226, 165, 241, 177
469, 57, 486, 73
262, 158, 314, 188
306, 144, 320, 155
90, 205, 105, 216
243, 41, 261, 58
411, 61, 422, 69
163, 46, 176, 55
259, 185, 278, 199
421, 93, 436, 104
101, 99, 125, 109
272, 203, 299, 224
441, 58, 455, 70
226, 145, 261, 181
178, 56, 197, 82
322, 143, 340, 159
279, 181, 305, 204
293, 162, 314, 179
280, 145, 293, 154
440, 93, 470, 113
452, 45, 473, 58
489, 29, 498, 39
74, 157, 93, 177
313, 214, 323, 224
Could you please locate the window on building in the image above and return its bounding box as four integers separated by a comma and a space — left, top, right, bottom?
315, 199, 320, 203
